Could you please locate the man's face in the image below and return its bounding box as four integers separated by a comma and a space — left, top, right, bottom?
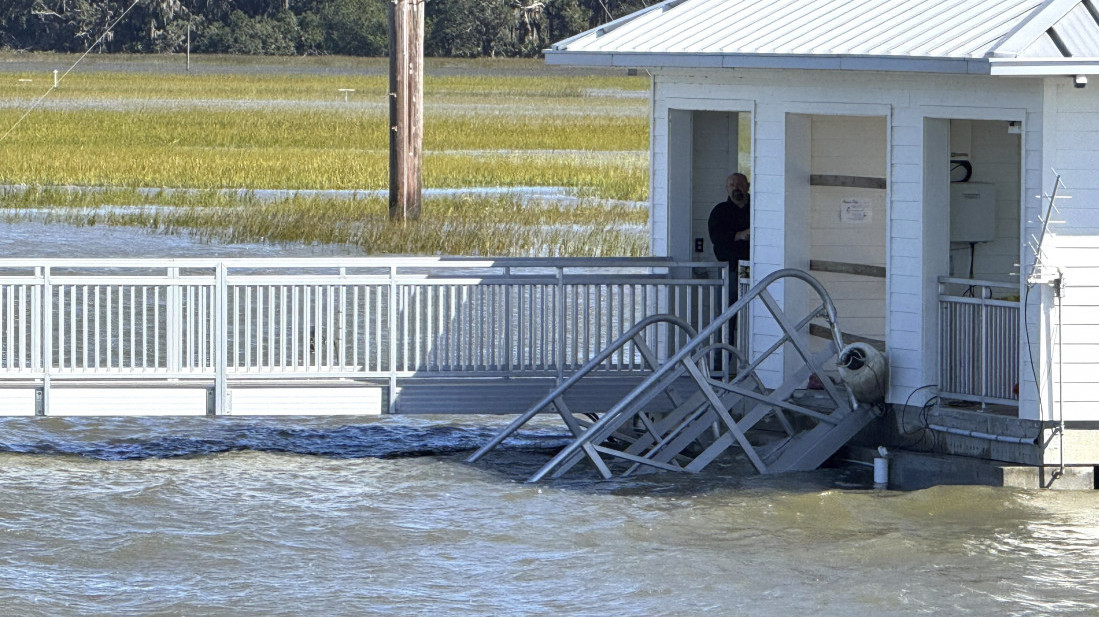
726, 174, 749, 205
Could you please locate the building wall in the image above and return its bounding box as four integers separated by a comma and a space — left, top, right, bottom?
650, 69, 1046, 413
810, 115, 888, 344
1043, 79, 1099, 422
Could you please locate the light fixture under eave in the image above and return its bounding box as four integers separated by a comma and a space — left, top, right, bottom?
1074, 74, 1087, 88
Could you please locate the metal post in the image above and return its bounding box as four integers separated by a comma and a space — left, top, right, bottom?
167, 266, 181, 377
1055, 274, 1065, 477
503, 266, 512, 374
556, 266, 566, 385
980, 287, 988, 409
213, 263, 228, 415
40, 267, 51, 415
388, 265, 398, 413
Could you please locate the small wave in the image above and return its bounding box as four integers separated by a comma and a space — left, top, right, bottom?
0, 416, 572, 461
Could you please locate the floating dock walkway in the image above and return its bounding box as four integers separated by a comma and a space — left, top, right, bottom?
0, 257, 729, 417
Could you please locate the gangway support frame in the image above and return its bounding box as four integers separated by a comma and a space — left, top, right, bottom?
469, 268, 880, 482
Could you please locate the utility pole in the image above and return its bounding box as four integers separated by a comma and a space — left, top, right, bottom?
388, 0, 424, 221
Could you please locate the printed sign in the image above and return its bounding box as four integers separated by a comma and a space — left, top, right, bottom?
840, 198, 872, 223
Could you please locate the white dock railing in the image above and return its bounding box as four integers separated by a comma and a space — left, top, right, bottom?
938, 277, 1020, 407
0, 258, 728, 415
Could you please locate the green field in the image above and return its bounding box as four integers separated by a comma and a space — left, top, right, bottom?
0, 54, 650, 256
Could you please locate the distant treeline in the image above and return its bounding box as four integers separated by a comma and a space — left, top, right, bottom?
1, 0, 654, 57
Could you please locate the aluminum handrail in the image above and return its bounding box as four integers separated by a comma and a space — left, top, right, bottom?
937, 276, 1021, 406
0, 257, 729, 415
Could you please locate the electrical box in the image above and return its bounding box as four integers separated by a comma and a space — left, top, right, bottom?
950, 182, 996, 243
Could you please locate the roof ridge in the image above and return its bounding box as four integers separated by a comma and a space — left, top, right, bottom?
986, 0, 1083, 57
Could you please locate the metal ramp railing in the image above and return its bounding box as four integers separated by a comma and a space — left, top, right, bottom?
468, 268, 878, 481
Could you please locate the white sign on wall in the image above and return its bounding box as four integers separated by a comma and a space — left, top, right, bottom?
840, 198, 872, 223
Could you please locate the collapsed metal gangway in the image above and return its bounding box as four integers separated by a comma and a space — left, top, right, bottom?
468, 268, 879, 481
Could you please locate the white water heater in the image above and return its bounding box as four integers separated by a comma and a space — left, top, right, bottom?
950, 182, 996, 243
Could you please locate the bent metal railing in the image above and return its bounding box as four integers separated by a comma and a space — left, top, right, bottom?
0, 258, 728, 414
938, 277, 1020, 407
470, 269, 871, 481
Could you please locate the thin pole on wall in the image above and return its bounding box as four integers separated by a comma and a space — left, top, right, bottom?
388, 0, 424, 221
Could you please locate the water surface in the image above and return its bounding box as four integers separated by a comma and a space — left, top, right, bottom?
2, 414, 1098, 616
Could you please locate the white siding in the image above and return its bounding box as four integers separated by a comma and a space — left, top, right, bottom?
1042, 81, 1099, 421
1053, 245, 1099, 421
651, 68, 1044, 403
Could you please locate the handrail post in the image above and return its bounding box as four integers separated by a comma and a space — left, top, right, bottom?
167, 266, 181, 377
721, 262, 729, 357
979, 284, 989, 409
556, 266, 566, 385
338, 267, 347, 369
213, 263, 228, 415
503, 265, 512, 375
40, 266, 51, 416
937, 279, 946, 395
388, 264, 398, 414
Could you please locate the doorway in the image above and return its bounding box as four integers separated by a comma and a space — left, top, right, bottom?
785, 113, 889, 360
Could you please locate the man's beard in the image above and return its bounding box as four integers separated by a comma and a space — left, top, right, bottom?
731, 189, 747, 203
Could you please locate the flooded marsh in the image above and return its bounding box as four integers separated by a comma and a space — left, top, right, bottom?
0, 54, 649, 255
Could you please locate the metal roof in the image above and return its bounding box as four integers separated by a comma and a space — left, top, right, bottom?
547, 0, 1099, 75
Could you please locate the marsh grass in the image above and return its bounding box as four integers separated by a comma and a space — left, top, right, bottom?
0, 146, 646, 201
0, 55, 650, 255
1, 186, 649, 256
0, 55, 646, 101
0, 109, 645, 150
0, 66, 648, 200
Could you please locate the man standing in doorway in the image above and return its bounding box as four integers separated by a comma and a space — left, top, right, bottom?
708, 172, 751, 307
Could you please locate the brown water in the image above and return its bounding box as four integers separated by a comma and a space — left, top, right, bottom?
2, 224, 1099, 616
1, 414, 1099, 616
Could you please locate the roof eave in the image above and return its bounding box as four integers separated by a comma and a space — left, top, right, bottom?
544, 51, 993, 75
549, 0, 689, 51
989, 57, 1099, 74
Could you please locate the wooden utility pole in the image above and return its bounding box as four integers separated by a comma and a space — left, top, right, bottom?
388, 0, 424, 221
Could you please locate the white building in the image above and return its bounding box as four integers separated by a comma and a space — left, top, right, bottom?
546, 0, 1099, 486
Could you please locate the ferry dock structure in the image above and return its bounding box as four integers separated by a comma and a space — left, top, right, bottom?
0, 256, 1092, 489
533, 0, 1099, 488
9, 0, 1099, 488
